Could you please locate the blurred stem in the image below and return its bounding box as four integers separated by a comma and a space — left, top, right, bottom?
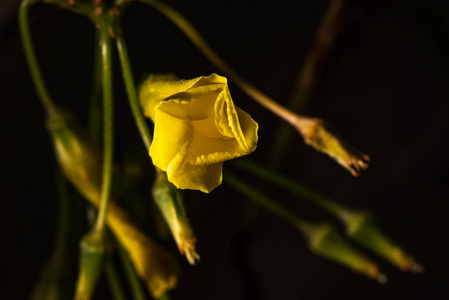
116, 26, 153, 150
290, 0, 346, 114
270, 0, 347, 166
117, 243, 147, 300
89, 29, 103, 142
94, 24, 114, 232
89, 28, 128, 300
54, 169, 71, 260
231, 159, 355, 221
104, 262, 128, 300
139, 0, 310, 130
19, 0, 55, 112
224, 171, 316, 237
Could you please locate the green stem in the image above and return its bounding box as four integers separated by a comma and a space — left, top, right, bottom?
224, 171, 315, 236
104, 262, 128, 300
53, 168, 71, 262
88, 29, 104, 142
95, 24, 114, 232
231, 159, 354, 220
117, 243, 147, 300
116, 26, 153, 150
19, 0, 55, 111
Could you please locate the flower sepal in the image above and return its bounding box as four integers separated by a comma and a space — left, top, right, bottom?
153, 171, 199, 265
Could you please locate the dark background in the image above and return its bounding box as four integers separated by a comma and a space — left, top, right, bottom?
1, 0, 449, 299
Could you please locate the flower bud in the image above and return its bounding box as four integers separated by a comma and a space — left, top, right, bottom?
304, 223, 386, 283
140, 73, 258, 192
153, 171, 199, 264
344, 211, 424, 273
46, 107, 103, 203
75, 229, 113, 300
296, 117, 369, 176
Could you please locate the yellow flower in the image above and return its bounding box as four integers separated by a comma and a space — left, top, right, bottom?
140, 73, 258, 193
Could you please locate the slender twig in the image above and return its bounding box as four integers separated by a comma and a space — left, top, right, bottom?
94, 24, 114, 232
19, 0, 55, 111
116, 26, 153, 150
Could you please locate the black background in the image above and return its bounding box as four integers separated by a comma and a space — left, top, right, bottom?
1, 0, 449, 299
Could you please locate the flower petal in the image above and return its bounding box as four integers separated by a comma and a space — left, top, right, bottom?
140, 74, 202, 120
157, 88, 221, 120
188, 130, 245, 164
214, 87, 258, 152
234, 107, 259, 153
169, 162, 223, 193
149, 110, 194, 178
191, 114, 230, 139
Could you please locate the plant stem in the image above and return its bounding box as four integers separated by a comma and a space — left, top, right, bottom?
139, 0, 310, 130
19, 0, 55, 111
89, 29, 104, 142
270, 0, 347, 166
54, 168, 71, 260
231, 159, 354, 220
224, 171, 315, 236
104, 262, 129, 300
116, 27, 153, 150
117, 243, 147, 300
94, 24, 114, 232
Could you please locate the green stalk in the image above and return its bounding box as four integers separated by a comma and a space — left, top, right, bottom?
104, 262, 128, 300
94, 24, 114, 232
53, 169, 71, 260
224, 171, 386, 282
116, 27, 153, 150
224, 171, 315, 236
88, 29, 104, 142
117, 244, 147, 300
88, 28, 129, 300
231, 159, 354, 221
19, 0, 55, 111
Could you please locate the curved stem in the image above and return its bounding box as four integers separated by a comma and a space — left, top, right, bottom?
95, 25, 114, 232
139, 0, 310, 129
19, 0, 55, 111
115, 27, 153, 150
